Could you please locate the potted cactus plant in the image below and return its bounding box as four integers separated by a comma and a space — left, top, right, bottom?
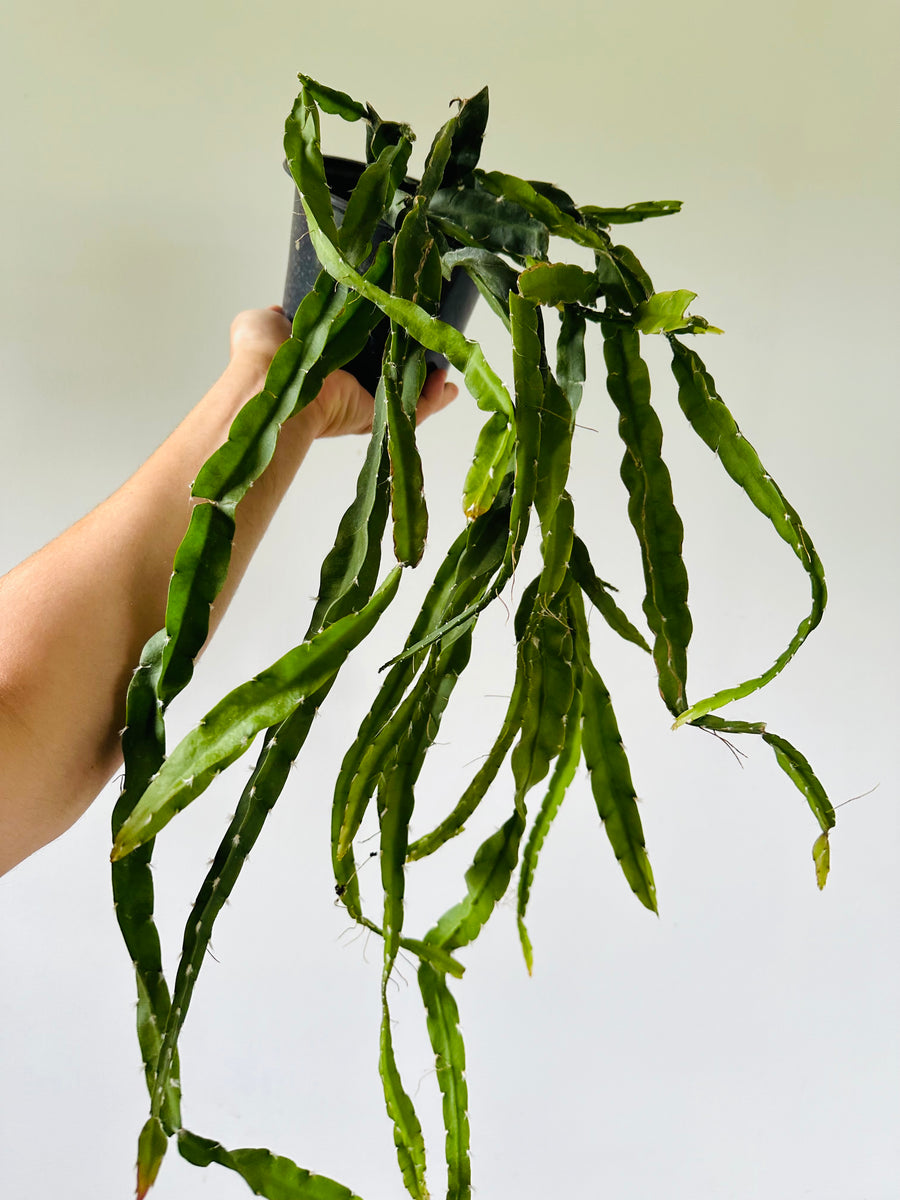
110, 73, 833, 1199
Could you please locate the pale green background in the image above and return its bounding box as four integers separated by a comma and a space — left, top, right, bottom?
1, 1, 898, 1197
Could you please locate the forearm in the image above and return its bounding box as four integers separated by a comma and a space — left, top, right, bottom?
0, 347, 319, 873
0, 298, 455, 876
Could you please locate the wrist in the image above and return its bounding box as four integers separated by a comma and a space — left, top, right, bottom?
228, 308, 292, 388
220, 354, 333, 443
227, 346, 276, 391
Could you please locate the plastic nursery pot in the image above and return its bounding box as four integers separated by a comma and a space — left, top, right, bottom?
283, 156, 478, 395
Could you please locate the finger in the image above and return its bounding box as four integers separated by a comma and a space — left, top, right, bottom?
415, 369, 457, 423
418, 369, 451, 413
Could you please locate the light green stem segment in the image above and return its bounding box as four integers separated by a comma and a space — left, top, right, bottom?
516, 686, 583, 974
764, 729, 835, 890
633, 289, 722, 336
668, 337, 827, 727
111, 567, 401, 859
812, 832, 831, 891
580, 199, 682, 225
380, 989, 430, 1199
136, 1115, 168, 1200
418, 964, 471, 1200
762, 732, 835, 836
464, 412, 515, 519
177, 1128, 365, 1199
381, 979, 432, 1195
425, 810, 526, 953
518, 261, 600, 307
296, 73, 369, 122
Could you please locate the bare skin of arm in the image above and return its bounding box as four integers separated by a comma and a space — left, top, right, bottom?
0, 307, 457, 875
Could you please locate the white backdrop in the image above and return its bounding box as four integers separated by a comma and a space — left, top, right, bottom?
1, 2, 898, 1198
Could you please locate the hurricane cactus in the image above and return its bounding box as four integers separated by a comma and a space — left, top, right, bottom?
111, 73, 833, 1199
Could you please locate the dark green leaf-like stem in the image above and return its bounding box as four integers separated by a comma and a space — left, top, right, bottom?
668, 337, 826, 727
602, 322, 691, 717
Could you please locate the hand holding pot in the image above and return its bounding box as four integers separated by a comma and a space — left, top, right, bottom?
311, 365, 458, 437
230, 305, 458, 439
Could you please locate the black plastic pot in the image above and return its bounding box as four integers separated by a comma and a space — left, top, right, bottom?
283, 156, 478, 395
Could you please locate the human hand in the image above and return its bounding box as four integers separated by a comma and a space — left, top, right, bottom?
229, 305, 293, 370
309, 365, 458, 438
229, 305, 458, 438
